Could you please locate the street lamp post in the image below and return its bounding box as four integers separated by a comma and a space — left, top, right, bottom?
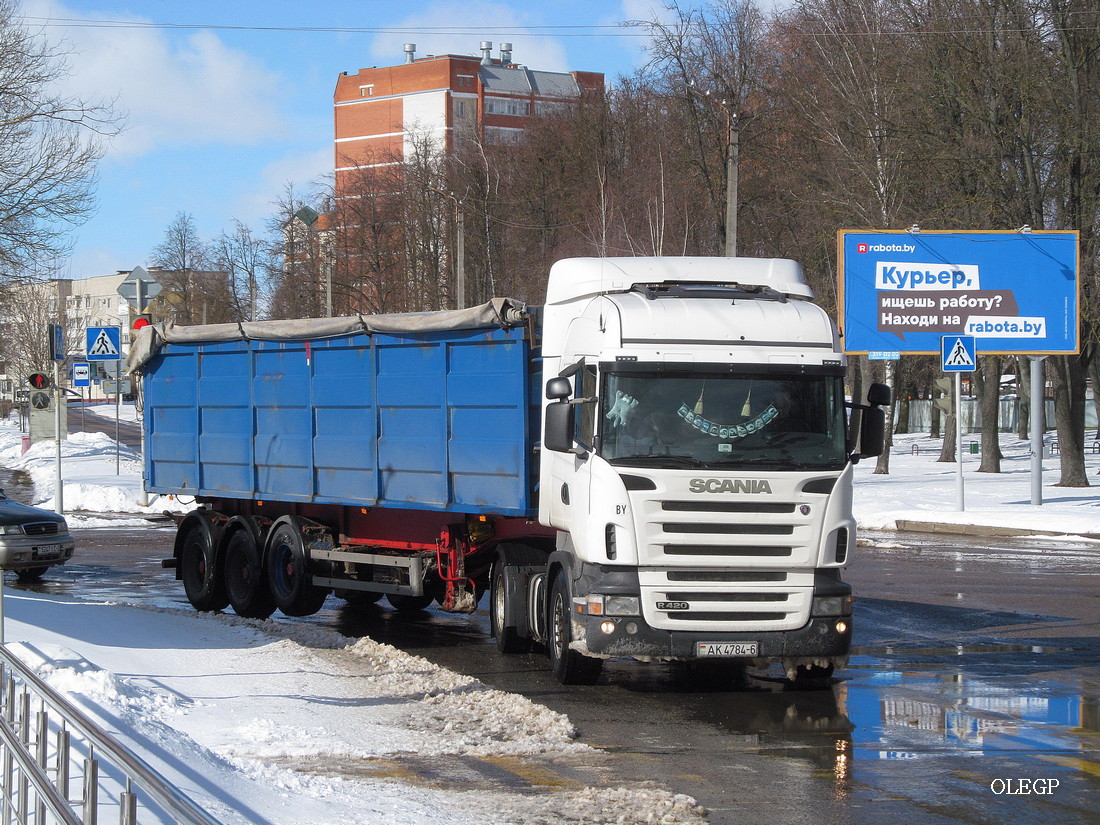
293, 206, 330, 317
432, 189, 466, 309
688, 84, 739, 257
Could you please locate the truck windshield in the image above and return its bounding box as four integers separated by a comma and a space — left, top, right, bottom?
600, 370, 848, 470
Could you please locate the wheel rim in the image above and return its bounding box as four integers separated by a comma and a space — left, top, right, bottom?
493, 572, 506, 636
551, 591, 566, 661
182, 537, 207, 592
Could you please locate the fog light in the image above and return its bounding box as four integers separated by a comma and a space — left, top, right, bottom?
599, 620, 617, 634
625, 622, 639, 635
835, 620, 848, 634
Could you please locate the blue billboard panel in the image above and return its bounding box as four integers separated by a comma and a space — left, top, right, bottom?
838, 230, 1078, 354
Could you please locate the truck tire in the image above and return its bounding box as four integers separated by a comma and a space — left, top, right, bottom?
224, 528, 276, 619
267, 521, 329, 617
548, 570, 602, 685
179, 523, 228, 612
491, 561, 531, 654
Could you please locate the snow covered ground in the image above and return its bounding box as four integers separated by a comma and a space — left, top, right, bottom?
0, 408, 1098, 824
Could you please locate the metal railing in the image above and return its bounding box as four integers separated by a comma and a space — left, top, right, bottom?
0, 643, 223, 825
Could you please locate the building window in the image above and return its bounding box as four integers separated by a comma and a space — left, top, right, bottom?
484, 97, 529, 116
360, 84, 374, 97
457, 75, 474, 88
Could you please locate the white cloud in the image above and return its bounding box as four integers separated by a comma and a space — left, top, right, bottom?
233, 145, 333, 223
24, 0, 286, 158
367, 1, 570, 73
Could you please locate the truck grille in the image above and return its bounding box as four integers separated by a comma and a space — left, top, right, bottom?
639, 498, 813, 566
639, 568, 812, 632
631, 481, 821, 632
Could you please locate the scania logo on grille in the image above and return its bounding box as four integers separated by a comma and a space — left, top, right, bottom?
689, 478, 773, 494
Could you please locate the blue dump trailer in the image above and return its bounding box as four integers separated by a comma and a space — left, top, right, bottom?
134, 258, 888, 686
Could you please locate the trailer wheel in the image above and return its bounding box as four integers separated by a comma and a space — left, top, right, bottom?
548, 570, 602, 685
224, 529, 276, 619
267, 521, 329, 617
491, 561, 531, 654
180, 523, 228, 612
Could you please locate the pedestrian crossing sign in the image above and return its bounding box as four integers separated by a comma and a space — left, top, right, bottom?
86, 326, 122, 361
941, 334, 976, 372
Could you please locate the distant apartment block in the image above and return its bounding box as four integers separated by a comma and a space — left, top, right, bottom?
333, 41, 604, 190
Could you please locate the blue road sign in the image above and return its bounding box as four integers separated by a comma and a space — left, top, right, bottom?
838, 230, 1078, 354
941, 335, 977, 372
86, 326, 122, 361
49, 324, 65, 361
72, 362, 91, 387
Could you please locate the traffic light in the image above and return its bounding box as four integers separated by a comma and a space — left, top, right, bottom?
26, 372, 50, 389
933, 377, 953, 414
130, 314, 152, 342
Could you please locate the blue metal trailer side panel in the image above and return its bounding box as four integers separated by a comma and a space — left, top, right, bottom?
143, 326, 536, 516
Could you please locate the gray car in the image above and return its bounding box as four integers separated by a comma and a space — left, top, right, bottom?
0, 490, 75, 580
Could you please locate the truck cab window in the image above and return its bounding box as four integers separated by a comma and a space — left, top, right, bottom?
599, 369, 847, 471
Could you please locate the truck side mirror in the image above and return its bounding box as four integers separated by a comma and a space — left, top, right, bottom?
851, 382, 892, 460
546, 377, 572, 400
857, 407, 886, 459
867, 382, 892, 407
544, 400, 575, 453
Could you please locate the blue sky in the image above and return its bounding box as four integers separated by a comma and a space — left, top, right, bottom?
20, 0, 678, 279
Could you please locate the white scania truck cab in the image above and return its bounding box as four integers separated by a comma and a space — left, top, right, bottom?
529, 257, 888, 685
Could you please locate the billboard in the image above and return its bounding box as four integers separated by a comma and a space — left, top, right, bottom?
838, 230, 1078, 354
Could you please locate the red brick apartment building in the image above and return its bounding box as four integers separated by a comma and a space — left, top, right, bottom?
333, 41, 604, 190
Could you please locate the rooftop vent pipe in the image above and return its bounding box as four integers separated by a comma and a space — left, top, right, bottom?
404, 43, 416, 63
500, 42, 513, 66
480, 41, 493, 65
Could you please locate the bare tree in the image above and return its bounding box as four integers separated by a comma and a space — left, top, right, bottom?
214, 220, 272, 321
150, 211, 236, 324
0, 0, 119, 277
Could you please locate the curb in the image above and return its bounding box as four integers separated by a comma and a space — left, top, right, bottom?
893, 519, 1100, 540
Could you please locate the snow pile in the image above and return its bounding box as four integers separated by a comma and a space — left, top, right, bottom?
6, 594, 702, 825
0, 417, 180, 516
497, 785, 708, 825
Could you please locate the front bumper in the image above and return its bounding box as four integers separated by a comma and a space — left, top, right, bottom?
0, 535, 76, 571
579, 612, 852, 659
570, 562, 852, 662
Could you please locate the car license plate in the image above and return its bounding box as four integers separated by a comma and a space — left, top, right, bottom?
33, 545, 62, 560
696, 642, 758, 657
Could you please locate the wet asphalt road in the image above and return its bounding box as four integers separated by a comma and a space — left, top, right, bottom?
3, 509, 1096, 825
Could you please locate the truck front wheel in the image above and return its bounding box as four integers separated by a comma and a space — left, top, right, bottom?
180, 523, 228, 612
224, 529, 276, 619
548, 570, 602, 685
267, 521, 329, 617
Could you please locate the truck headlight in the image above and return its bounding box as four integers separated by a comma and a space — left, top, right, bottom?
812, 595, 853, 617
604, 595, 641, 616
574, 594, 641, 616
0, 525, 24, 535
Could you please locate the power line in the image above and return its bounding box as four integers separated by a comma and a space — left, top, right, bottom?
17, 16, 653, 37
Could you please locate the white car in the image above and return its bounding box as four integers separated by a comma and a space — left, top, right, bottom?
0, 490, 76, 580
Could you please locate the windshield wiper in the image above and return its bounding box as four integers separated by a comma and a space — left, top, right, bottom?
609, 454, 709, 469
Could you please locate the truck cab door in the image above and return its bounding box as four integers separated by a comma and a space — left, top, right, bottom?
542, 362, 597, 534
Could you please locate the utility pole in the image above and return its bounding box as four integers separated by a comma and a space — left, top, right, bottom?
687, 82, 739, 257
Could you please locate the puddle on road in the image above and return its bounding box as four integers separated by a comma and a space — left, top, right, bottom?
840, 649, 1099, 764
